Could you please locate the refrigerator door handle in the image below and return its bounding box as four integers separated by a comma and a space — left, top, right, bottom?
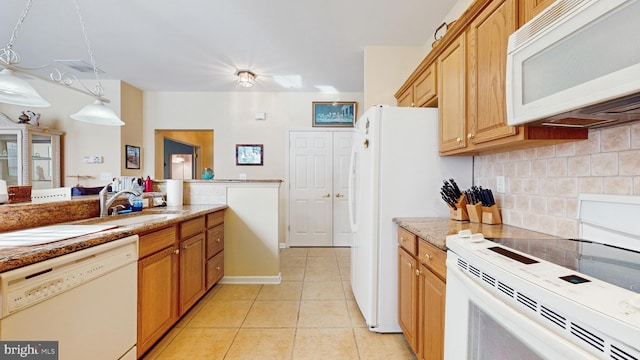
348, 144, 358, 232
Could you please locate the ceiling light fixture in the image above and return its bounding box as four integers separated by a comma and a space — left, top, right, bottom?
236, 70, 256, 88
0, 0, 124, 126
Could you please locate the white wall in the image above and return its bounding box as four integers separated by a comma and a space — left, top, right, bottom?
364, 46, 425, 108
142, 91, 364, 180
144, 91, 364, 245
0, 79, 123, 187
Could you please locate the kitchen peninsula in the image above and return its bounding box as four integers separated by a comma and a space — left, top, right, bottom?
0, 178, 282, 283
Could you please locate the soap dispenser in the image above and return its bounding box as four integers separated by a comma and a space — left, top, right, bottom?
144, 176, 153, 192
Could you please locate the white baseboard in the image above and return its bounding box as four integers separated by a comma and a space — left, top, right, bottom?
219, 273, 282, 285
279, 243, 288, 249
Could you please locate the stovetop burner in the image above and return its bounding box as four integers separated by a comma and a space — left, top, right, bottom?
485, 237, 640, 294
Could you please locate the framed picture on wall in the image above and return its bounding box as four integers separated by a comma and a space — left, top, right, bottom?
125, 145, 141, 169
312, 101, 357, 127
236, 144, 263, 166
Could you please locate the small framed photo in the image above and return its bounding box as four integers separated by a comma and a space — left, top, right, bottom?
236, 144, 263, 166
312, 101, 357, 127
125, 145, 140, 169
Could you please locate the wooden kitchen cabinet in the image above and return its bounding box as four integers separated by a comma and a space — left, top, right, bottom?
398, 246, 418, 353
137, 210, 225, 358
205, 210, 225, 289
179, 216, 206, 315
466, 0, 518, 147
398, 227, 447, 360
438, 33, 467, 153
418, 263, 446, 360
519, 0, 555, 26
395, 0, 587, 156
397, 64, 438, 108
137, 226, 179, 357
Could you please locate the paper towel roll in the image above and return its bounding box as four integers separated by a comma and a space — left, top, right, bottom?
166, 179, 183, 207
0, 180, 7, 204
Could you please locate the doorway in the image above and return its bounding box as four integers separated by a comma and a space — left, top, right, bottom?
164, 138, 196, 179
154, 130, 214, 179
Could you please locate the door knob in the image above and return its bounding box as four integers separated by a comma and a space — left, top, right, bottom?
323, 193, 331, 198
336, 193, 344, 198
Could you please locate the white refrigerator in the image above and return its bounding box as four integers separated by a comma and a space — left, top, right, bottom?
349, 105, 472, 332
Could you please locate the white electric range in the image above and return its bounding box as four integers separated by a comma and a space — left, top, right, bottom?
444, 195, 640, 360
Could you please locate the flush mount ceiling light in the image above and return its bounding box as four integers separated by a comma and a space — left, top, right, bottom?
0, 0, 124, 126
236, 70, 256, 88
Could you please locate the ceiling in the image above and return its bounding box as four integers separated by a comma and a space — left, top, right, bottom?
0, 0, 455, 93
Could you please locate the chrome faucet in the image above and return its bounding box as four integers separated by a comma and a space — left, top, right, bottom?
99, 183, 142, 217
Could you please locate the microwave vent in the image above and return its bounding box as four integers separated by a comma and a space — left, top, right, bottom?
511, 0, 585, 50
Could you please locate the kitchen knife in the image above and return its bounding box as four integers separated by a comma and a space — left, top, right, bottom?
449, 178, 462, 198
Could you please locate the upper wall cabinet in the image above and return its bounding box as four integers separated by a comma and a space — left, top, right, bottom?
0, 113, 62, 189
519, 0, 555, 26
398, 63, 437, 108
395, 0, 587, 156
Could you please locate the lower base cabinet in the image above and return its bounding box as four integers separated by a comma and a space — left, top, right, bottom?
137, 210, 225, 358
398, 227, 446, 360
137, 245, 178, 355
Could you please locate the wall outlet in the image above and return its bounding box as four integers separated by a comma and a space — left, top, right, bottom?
239, 173, 247, 180
496, 176, 506, 193
100, 172, 112, 181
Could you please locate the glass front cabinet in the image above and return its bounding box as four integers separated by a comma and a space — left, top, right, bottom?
0, 113, 63, 190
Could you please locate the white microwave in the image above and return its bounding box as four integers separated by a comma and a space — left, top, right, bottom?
506, 0, 640, 128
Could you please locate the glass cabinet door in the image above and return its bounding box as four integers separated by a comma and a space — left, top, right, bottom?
31, 134, 53, 189
0, 131, 22, 186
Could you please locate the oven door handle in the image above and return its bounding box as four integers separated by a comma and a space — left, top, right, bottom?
445, 259, 598, 360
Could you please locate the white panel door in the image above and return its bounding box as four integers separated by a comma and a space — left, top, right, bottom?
332, 132, 353, 247
289, 132, 333, 246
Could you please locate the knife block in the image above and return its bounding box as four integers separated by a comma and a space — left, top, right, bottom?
466, 203, 483, 223
449, 196, 469, 221
481, 205, 502, 224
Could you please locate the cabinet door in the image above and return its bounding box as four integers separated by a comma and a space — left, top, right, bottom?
179, 233, 205, 315
397, 87, 414, 107
414, 63, 437, 107
138, 246, 178, 356
438, 34, 467, 152
519, 0, 555, 26
398, 247, 418, 353
468, 0, 518, 145
418, 264, 446, 360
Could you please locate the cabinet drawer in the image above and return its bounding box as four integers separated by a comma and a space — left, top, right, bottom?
179, 216, 205, 239
206, 224, 224, 259
206, 210, 224, 228
139, 226, 176, 259
398, 227, 417, 255
417, 239, 446, 280
206, 251, 224, 289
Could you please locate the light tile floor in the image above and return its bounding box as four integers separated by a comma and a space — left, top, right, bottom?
142, 247, 416, 360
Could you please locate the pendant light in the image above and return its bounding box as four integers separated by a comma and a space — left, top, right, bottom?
0, 0, 124, 126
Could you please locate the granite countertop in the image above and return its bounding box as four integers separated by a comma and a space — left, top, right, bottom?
0, 204, 227, 273
393, 217, 558, 251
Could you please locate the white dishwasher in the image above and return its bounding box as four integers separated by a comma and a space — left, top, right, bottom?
0, 235, 139, 360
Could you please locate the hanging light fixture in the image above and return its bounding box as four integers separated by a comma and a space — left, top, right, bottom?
0, 0, 124, 126
236, 70, 256, 88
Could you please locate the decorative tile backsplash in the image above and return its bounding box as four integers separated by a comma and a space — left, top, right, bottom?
474, 123, 640, 238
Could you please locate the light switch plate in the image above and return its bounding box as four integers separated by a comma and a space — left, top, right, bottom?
496, 176, 506, 193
